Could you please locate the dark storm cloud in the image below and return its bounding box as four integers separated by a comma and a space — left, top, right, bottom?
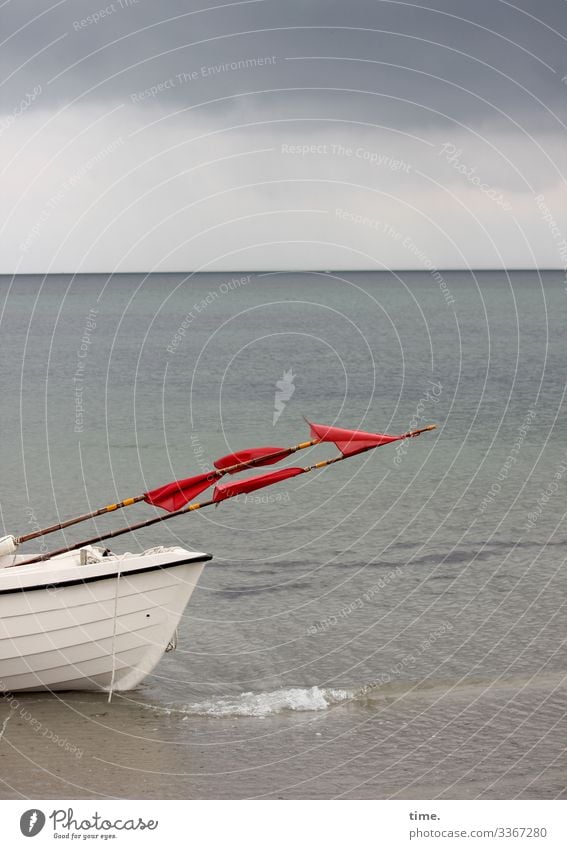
1, 0, 566, 132
1, 1, 566, 272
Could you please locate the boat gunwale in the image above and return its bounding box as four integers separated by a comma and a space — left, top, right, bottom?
0, 553, 212, 596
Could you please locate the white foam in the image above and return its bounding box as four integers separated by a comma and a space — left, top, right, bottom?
184, 686, 352, 718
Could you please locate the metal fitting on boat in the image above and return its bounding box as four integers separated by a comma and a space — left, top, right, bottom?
0, 535, 18, 556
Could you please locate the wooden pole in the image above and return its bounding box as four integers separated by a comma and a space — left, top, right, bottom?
12, 425, 436, 568
12, 498, 215, 567
15, 438, 319, 544
17, 495, 145, 543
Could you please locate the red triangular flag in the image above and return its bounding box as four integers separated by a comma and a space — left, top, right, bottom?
144, 472, 217, 512
214, 446, 289, 472
308, 421, 403, 456
213, 467, 304, 503
334, 439, 392, 458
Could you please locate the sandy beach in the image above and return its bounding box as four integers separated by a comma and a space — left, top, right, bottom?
1, 671, 566, 800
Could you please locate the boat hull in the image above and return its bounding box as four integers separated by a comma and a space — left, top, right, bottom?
0, 547, 210, 692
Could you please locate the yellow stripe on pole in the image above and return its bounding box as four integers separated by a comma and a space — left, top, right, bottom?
297, 439, 318, 450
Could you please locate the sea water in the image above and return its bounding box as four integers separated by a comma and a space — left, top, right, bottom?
0, 270, 565, 799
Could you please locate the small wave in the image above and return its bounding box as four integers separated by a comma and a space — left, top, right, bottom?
183, 686, 352, 718
160, 673, 567, 719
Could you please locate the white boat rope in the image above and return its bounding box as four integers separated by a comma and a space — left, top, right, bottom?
107, 566, 122, 703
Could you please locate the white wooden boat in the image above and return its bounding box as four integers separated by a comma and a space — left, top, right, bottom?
0, 543, 210, 693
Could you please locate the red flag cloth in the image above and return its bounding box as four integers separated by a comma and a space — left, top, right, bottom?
335, 439, 392, 458
144, 472, 218, 512
214, 446, 289, 472
308, 421, 403, 456
213, 467, 304, 503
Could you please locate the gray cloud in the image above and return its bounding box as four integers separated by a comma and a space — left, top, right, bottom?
0, 0, 566, 271
2, 0, 566, 126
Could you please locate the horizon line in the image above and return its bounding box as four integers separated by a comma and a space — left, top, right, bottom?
0, 268, 564, 276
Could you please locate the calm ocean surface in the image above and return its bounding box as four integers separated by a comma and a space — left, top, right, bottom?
0, 270, 565, 799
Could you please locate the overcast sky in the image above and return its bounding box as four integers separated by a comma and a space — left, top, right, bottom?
1, 0, 566, 272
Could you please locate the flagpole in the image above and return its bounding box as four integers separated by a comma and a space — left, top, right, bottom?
16, 426, 435, 544
15, 438, 320, 544
16, 496, 145, 544
12, 425, 436, 568
11, 498, 217, 567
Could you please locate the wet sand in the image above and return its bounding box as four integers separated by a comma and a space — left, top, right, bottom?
1, 674, 566, 800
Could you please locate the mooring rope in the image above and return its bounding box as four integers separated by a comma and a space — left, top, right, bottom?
107, 565, 122, 703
